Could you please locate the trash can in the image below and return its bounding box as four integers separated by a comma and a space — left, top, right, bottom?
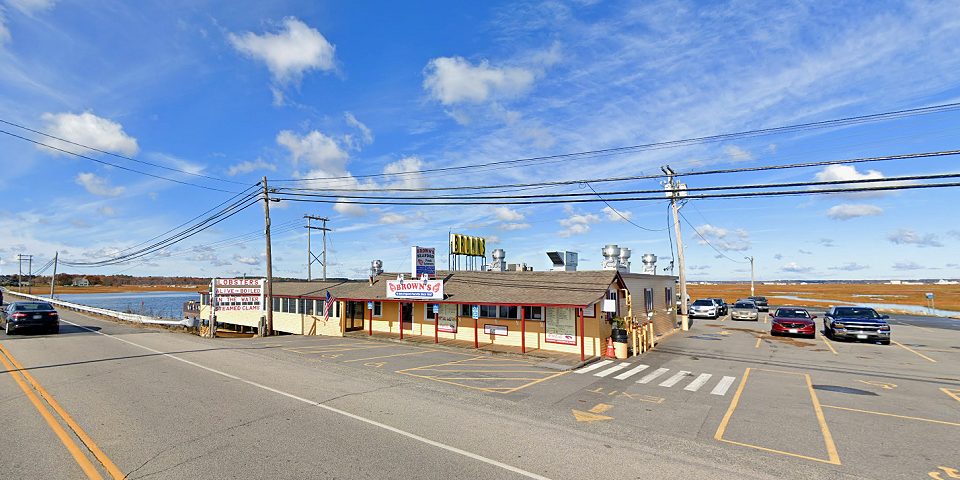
612, 328, 628, 359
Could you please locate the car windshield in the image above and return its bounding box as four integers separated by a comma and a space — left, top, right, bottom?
833, 307, 880, 319
734, 302, 755, 309
749, 297, 767, 302
692, 300, 713, 306
775, 309, 809, 318
14, 302, 55, 311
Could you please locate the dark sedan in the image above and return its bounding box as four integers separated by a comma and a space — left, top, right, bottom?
770, 307, 816, 338
2, 301, 60, 335
747, 296, 769, 312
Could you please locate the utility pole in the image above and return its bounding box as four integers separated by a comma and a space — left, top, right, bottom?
662, 166, 689, 331
27, 255, 32, 294
17, 254, 33, 294
304, 215, 331, 281
50, 252, 58, 299
745, 256, 755, 296
262, 176, 274, 336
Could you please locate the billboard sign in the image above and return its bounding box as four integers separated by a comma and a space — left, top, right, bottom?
386, 279, 443, 300
450, 234, 486, 257
212, 278, 265, 312
411, 246, 436, 278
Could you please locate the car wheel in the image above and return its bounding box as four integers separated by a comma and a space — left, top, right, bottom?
770, 331, 778, 336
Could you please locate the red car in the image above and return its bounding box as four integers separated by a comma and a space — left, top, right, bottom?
770, 307, 816, 338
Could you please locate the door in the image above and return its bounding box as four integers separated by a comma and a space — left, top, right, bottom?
344, 302, 364, 331
401, 303, 413, 331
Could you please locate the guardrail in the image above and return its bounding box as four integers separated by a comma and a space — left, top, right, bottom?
3, 290, 195, 328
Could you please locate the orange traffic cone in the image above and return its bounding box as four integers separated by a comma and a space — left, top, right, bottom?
605, 337, 616, 358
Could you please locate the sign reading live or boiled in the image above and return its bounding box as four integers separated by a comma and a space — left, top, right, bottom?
386, 278, 444, 300
411, 246, 436, 278
213, 278, 265, 311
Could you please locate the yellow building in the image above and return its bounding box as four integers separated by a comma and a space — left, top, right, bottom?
201, 270, 677, 359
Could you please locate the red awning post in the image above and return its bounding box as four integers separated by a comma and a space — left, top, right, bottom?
474, 316, 479, 349
520, 305, 526, 354
579, 307, 585, 362
368, 303, 373, 336
399, 301, 403, 340
435, 310, 439, 344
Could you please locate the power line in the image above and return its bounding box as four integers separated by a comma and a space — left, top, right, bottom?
0, 118, 246, 185
0, 128, 239, 193
678, 210, 749, 264
584, 183, 666, 232
272, 101, 960, 184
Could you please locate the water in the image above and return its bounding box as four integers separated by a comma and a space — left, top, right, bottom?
769, 295, 960, 318
43, 291, 200, 319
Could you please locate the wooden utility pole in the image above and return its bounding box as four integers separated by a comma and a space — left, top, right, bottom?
663, 166, 689, 331
304, 215, 330, 281
262, 176, 274, 336
746, 256, 755, 296
50, 252, 58, 298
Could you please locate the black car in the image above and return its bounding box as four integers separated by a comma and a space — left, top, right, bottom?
709, 298, 728, 316
823, 306, 890, 344
747, 296, 768, 312
2, 301, 60, 335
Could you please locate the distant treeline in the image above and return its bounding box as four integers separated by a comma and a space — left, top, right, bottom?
1, 274, 320, 287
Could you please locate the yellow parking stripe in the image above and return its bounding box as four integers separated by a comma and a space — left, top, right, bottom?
821, 336, 838, 355
892, 341, 936, 363
822, 405, 960, 427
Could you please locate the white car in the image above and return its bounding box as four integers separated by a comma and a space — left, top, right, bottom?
689, 299, 719, 319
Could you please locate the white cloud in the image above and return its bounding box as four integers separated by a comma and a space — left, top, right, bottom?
344, 112, 373, 145
781, 262, 813, 274
333, 201, 366, 216
829, 262, 868, 271
75, 172, 125, 197
382, 157, 425, 190
494, 207, 524, 222
601, 206, 632, 222
485, 235, 501, 244
423, 56, 534, 105
695, 224, 751, 251
233, 254, 260, 266
559, 212, 600, 237
887, 229, 943, 248
815, 165, 884, 183
41, 112, 139, 156
947, 230, 960, 240
277, 129, 349, 178
378, 213, 406, 224
826, 203, 884, 220
0, 9, 10, 46
892, 261, 925, 270
97, 206, 116, 216
819, 238, 835, 247
500, 222, 530, 231
228, 17, 336, 83
7, 0, 56, 14
723, 145, 753, 162
227, 158, 276, 176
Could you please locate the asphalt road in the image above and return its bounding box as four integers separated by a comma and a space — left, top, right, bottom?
1, 302, 957, 479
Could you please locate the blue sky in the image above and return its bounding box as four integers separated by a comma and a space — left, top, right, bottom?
1, 0, 959, 281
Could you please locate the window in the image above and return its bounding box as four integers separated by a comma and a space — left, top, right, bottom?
644, 288, 654, 313
304, 299, 314, 315
499, 306, 518, 319
272, 297, 281, 312
461, 304, 472, 316
479, 305, 498, 318
665, 287, 673, 309
522, 306, 544, 321
373, 301, 382, 317
281, 298, 292, 313
426, 303, 439, 320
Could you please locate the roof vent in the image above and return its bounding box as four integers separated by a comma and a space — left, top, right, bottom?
547, 251, 578, 271
490, 249, 507, 272
602, 244, 621, 270
641, 254, 657, 274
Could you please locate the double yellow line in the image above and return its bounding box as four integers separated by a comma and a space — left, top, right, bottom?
0, 343, 123, 480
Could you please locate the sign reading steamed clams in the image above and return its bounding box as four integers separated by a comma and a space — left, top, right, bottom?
545, 307, 577, 345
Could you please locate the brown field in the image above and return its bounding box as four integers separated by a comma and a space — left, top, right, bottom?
6, 285, 205, 295
687, 283, 960, 313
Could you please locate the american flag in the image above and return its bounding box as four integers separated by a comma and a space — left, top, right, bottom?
322, 290, 335, 322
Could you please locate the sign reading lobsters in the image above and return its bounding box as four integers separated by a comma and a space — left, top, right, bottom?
212, 278, 266, 312
386, 279, 443, 300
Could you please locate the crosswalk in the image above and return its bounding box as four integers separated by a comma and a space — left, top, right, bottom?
574, 360, 737, 396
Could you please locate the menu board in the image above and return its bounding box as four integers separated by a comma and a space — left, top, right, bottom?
545, 307, 577, 345
438, 304, 458, 333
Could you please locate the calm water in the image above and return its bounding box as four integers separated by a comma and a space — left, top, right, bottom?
42, 291, 200, 319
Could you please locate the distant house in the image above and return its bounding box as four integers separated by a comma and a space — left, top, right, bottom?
72, 277, 90, 287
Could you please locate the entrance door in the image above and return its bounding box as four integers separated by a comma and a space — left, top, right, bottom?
401, 303, 414, 331
344, 302, 364, 331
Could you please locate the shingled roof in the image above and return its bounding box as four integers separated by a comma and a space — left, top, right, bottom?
271, 270, 623, 307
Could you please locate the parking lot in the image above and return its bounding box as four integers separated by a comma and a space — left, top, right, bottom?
235, 306, 960, 479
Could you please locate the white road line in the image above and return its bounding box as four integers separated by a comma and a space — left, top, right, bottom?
575, 359, 613, 374
683, 373, 713, 392
636, 367, 670, 384
593, 362, 631, 378
659, 371, 692, 387
613, 364, 649, 380
59, 319, 551, 480
711, 376, 737, 396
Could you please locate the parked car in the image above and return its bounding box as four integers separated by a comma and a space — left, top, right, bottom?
770, 307, 816, 338
730, 300, 759, 321
709, 298, 728, 316
747, 296, 769, 312
689, 299, 720, 319
823, 306, 890, 344
2, 301, 60, 335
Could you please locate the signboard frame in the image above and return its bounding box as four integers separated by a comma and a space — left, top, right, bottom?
386, 279, 444, 300
545, 307, 577, 345
411, 246, 436, 278
484, 324, 508, 336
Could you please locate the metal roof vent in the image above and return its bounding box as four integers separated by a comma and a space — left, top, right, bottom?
490, 249, 507, 272
618, 248, 631, 273
602, 244, 621, 270
641, 254, 657, 275
370, 259, 383, 276
547, 251, 578, 272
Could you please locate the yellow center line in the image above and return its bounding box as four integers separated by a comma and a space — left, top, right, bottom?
892, 340, 937, 363
821, 405, 960, 427
821, 336, 838, 355
0, 345, 123, 479
0, 346, 106, 480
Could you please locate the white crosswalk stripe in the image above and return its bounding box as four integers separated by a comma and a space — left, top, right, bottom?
613, 364, 649, 380
594, 362, 631, 377
659, 371, 692, 387
711, 376, 737, 396
684, 373, 713, 392
636, 367, 670, 384
574, 359, 612, 374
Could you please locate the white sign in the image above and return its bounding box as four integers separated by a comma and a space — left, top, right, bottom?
215, 287, 262, 295
216, 278, 261, 287
411, 246, 436, 278
545, 307, 577, 345
386, 279, 444, 300
212, 278, 266, 313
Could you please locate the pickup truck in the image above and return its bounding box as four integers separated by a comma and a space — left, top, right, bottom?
823, 306, 890, 344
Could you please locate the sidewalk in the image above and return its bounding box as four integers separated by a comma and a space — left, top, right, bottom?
344, 329, 596, 371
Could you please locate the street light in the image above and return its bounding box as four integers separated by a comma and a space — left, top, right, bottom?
744, 256, 755, 296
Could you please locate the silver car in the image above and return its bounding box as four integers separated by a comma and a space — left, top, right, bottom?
730, 300, 759, 321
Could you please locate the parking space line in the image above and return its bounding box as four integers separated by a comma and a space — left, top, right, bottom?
636, 367, 670, 384
754, 337, 762, 348
684, 373, 713, 392
710, 376, 737, 396
892, 340, 937, 363
613, 364, 649, 380
342, 350, 437, 363
594, 362, 631, 378
433, 377, 543, 381
659, 371, 692, 387
821, 336, 839, 355
501, 371, 568, 394
821, 405, 960, 427
286, 345, 395, 354
805, 372, 841, 465
575, 360, 612, 374
941, 388, 960, 404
